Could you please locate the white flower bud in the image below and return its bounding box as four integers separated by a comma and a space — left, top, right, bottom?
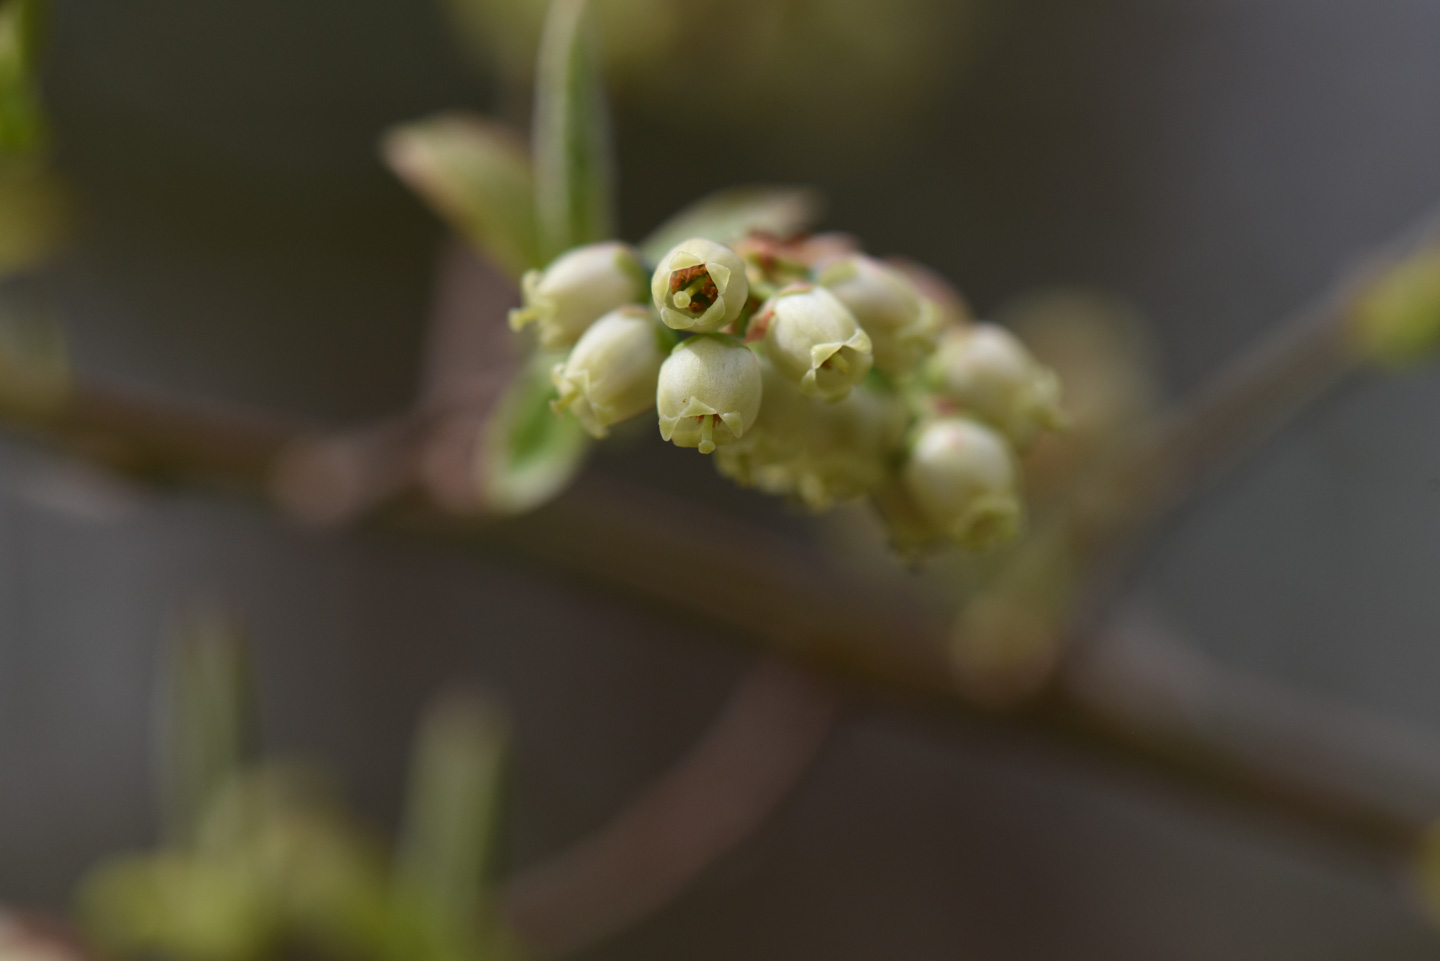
717, 358, 905, 511
754, 283, 873, 402
927, 323, 1063, 449
651, 238, 750, 333
902, 417, 1023, 552
509, 242, 647, 349
817, 255, 942, 377
656, 334, 763, 454
550, 306, 674, 439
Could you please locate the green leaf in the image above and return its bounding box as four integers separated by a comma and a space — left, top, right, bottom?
478, 351, 591, 514
383, 113, 540, 281
393, 693, 508, 957
0, 0, 47, 158
532, 0, 615, 260
639, 186, 826, 263
157, 611, 259, 848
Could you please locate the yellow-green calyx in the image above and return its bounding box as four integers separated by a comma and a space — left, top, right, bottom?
756, 283, 873, 402
509, 242, 647, 349
551, 306, 673, 438
651, 237, 750, 333
656, 334, 762, 454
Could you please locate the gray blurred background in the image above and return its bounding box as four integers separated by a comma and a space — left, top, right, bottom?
4, 0, 1440, 958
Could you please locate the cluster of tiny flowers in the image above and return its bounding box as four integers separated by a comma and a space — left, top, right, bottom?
509, 231, 1064, 552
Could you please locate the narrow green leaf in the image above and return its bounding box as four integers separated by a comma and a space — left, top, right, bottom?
0, 0, 46, 158
0, 284, 68, 416
532, 0, 615, 260
478, 351, 591, 514
383, 113, 540, 281
639, 186, 826, 263
156, 611, 259, 848
393, 692, 508, 953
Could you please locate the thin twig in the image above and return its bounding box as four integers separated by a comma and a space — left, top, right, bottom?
502, 660, 840, 958
11, 375, 1436, 865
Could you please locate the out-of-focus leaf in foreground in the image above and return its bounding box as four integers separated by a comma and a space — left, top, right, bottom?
0, 0, 46, 157
390, 693, 513, 961
157, 612, 259, 849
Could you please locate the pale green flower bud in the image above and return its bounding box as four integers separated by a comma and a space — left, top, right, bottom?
817, 255, 942, 377
550, 306, 674, 439
755, 283, 873, 402
902, 417, 1023, 552
651, 237, 750, 333
716, 358, 905, 510
927, 323, 1063, 449
509, 242, 647, 349
656, 334, 762, 454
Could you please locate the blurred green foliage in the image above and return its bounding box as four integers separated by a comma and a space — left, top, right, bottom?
78, 620, 517, 961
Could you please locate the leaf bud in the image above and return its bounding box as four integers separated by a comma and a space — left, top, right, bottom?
1352, 245, 1440, 365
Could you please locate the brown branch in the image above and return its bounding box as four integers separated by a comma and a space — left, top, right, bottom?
4, 205, 1440, 941
1136, 197, 1440, 522
502, 660, 840, 958
14, 377, 1435, 866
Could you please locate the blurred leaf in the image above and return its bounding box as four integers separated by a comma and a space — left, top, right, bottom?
391, 693, 508, 961
383, 114, 540, 281
478, 352, 591, 514
0, 0, 45, 158
78, 853, 279, 961
396, 693, 507, 914
0, 286, 68, 416
532, 0, 615, 260
638, 186, 825, 263
1352, 244, 1440, 366
0, 162, 70, 272
157, 612, 259, 848
200, 767, 397, 961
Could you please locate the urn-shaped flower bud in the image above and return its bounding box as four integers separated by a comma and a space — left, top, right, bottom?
656, 334, 763, 454
509, 242, 647, 349
716, 358, 905, 510
927, 323, 1063, 449
817, 255, 941, 377
550, 306, 673, 438
902, 417, 1023, 552
755, 283, 873, 402
651, 238, 750, 333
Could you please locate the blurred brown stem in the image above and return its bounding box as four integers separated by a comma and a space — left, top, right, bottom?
502, 660, 840, 958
